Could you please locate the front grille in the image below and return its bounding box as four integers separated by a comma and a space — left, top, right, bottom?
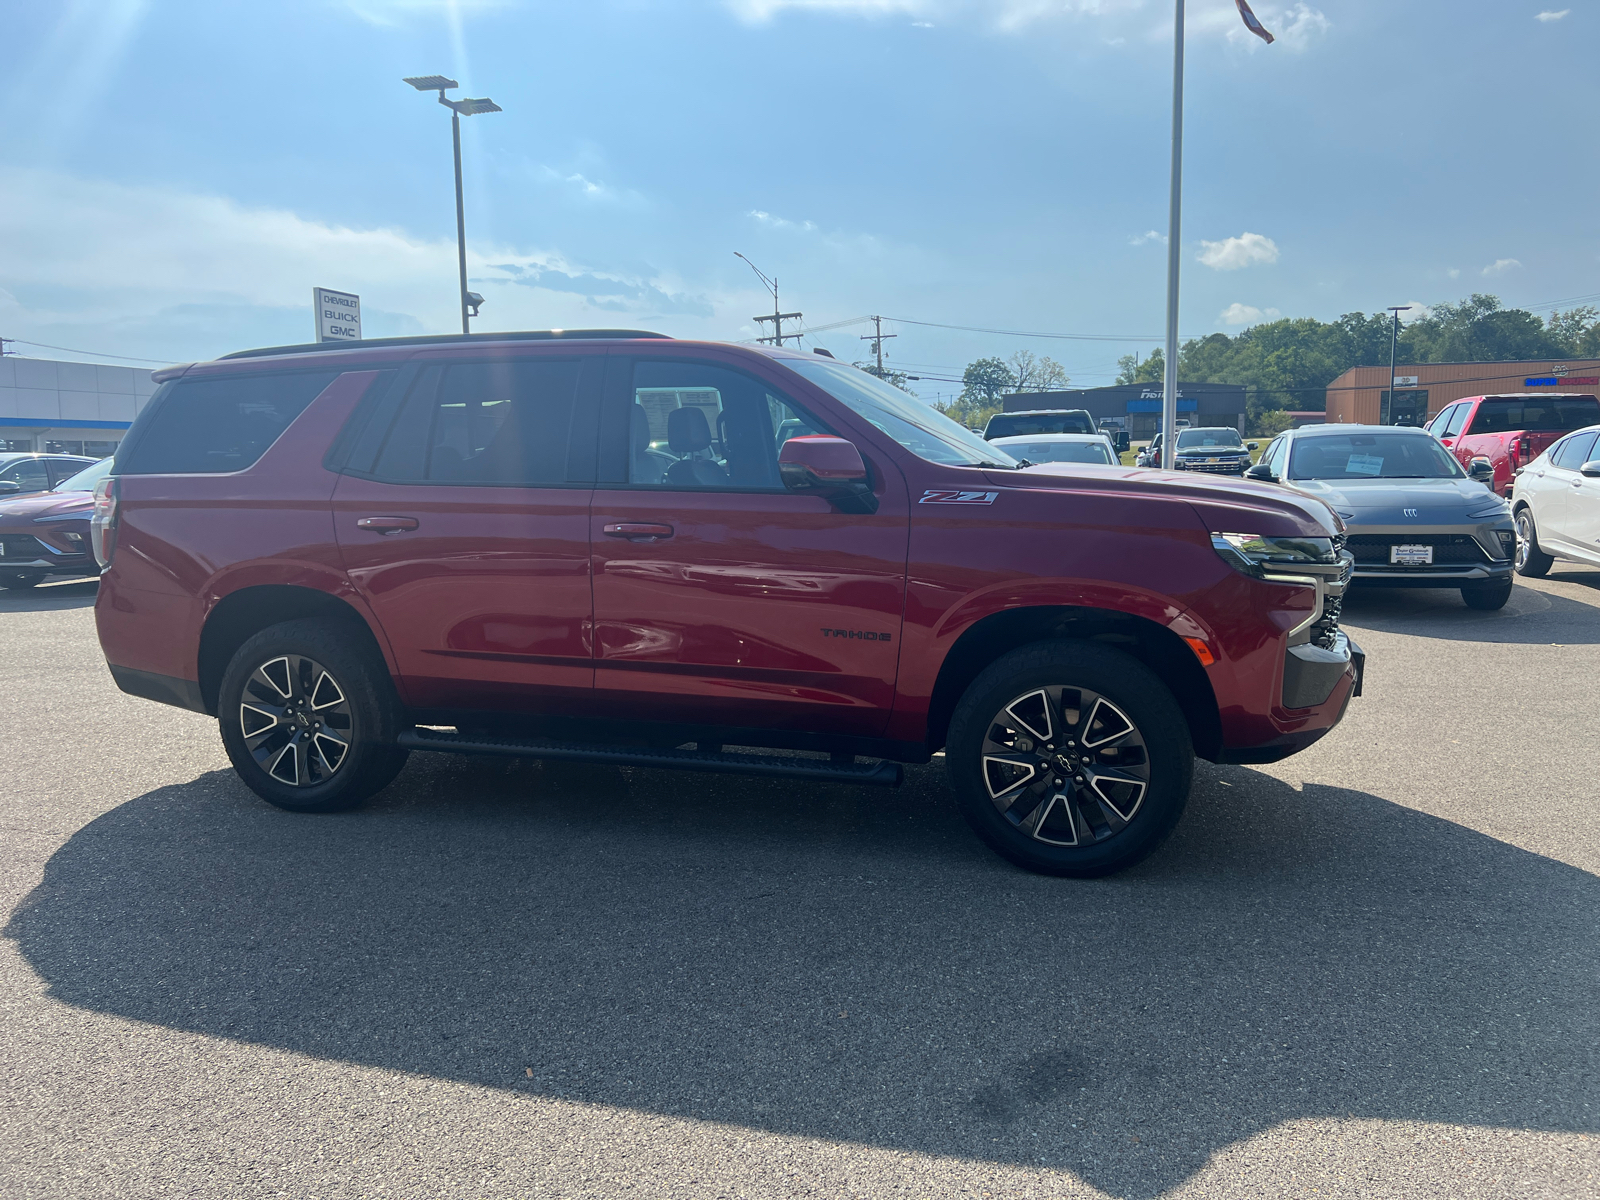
1177, 459, 1248, 474
1309, 593, 1343, 650
1345, 534, 1489, 565
0, 536, 49, 560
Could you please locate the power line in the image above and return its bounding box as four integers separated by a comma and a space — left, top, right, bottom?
2, 338, 178, 365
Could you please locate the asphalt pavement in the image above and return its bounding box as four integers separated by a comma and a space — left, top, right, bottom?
1, 574, 1596, 1199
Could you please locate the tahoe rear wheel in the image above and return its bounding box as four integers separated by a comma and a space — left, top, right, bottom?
218, 619, 409, 813
947, 642, 1193, 877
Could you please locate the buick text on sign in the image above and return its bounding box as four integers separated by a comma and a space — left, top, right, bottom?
313, 287, 362, 342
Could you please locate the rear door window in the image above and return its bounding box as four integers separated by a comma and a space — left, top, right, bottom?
369, 358, 597, 486
0, 458, 49, 492
1442, 405, 1470, 437
118, 370, 341, 474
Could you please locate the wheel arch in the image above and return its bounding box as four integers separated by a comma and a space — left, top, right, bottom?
198, 585, 393, 716
925, 605, 1222, 761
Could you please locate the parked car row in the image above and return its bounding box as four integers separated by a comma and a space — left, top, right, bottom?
0, 456, 113, 589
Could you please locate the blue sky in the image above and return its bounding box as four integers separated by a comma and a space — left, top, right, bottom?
1, 1, 1595, 399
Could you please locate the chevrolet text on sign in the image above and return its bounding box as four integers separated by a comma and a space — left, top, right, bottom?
313, 287, 361, 342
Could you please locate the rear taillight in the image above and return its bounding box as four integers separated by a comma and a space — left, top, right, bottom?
91, 477, 119, 567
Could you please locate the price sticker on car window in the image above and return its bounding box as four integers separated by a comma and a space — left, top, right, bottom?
1346, 454, 1384, 476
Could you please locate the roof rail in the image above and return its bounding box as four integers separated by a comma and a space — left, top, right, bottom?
219, 329, 671, 360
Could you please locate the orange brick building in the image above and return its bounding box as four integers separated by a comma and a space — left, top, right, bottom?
1323, 359, 1600, 426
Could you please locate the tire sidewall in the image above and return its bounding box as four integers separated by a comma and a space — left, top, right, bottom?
218, 619, 404, 813
947, 641, 1194, 878
1514, 508, 1552, 577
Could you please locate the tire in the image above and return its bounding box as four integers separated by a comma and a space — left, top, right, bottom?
0, 573, 45, 590
1461, 580, 1514, 611
946, 641, 1194, 878
1514, 507, 1553, 577
218, 618, 409, 813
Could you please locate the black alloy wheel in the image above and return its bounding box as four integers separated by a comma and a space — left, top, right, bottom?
947, 642, 1193, 878
219, 618, 409, 813
238, 654, 354, 788
1514, 509, 1553, 577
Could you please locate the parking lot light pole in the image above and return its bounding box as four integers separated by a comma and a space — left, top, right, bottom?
1386, 305, 1413, 426
403, 76, 502, 335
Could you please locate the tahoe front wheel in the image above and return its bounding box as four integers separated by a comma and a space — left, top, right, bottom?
218, 618, 409, 813
947, 642, 1193, 878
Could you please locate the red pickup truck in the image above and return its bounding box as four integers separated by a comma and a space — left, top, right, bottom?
1426, 393, 1600, 496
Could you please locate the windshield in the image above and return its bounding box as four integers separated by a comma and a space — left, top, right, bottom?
1288, 433, 1463, 481
53, 457, 114, 492
999, 439, 1114, 466
785, 359, 1018, 468
1176, 428, 1244, 450
983, 411, 1095, 439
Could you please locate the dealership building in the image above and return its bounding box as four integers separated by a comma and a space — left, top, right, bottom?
1001, 382, 1248, 440
1323, 358, 1600, 426
0, 356, 156, 455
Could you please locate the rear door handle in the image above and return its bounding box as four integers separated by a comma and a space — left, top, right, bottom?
603, 522, 674, 541
356, 516, 419, 534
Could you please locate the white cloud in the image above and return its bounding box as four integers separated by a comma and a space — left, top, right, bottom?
1130, 230, 1166, 246
0, 167, 718, 360
1447, 268, 1461, 279
1273, 3, 1331, 50
1482, 258, 1522, 276
1397, 302, 1432, 324
1536, 10, 1570, 22
1220, 303, 1281, 326
1197, 232, 1280, 271
749, 209, 819, 233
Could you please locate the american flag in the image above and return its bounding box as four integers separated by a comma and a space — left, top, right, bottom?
1235, 0, 1276, 44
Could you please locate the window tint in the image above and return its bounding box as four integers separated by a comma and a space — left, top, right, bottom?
626, 361, 824, 490
1288, 432, 1463, 480
1262, 437, 1286, 474
372, 360, 586, 486
0, 458, 49, 491
1176, 428, 1244, 449
1003, 440, 1114, 465
984, 411, 1096, 438
118, 370, 340, 474
1442, 405, 1470, 437
1467, 396, 1600, 435
1551, 431, 1598, 471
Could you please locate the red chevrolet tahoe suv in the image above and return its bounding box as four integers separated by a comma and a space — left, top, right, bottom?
1427, 392, 1600, 496
92, 331, 1362, 877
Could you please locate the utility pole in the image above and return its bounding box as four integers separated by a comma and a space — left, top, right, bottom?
860, 315, 896, 377
1386, 305, 1413, 425
735, 252, 803, 345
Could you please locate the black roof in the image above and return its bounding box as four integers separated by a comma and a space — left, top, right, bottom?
219, 329, 671, 361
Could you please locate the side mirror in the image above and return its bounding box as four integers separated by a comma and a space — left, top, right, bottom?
1246, 441, 1259, 451
1582, 460, 1600, 479
778, 436, 878, 514
0, 480, 20, 495
1468, 456, 1495, 485
1243, 463, 1277, 483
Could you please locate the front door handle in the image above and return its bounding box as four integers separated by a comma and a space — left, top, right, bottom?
603, 522, 674, 542
356, 516, 420, 534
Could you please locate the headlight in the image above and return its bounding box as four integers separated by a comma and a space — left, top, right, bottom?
1212, 532, 1337, 579
1466, 502, 1510, 520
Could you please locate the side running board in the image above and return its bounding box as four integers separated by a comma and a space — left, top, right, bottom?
396, 727, 904, 787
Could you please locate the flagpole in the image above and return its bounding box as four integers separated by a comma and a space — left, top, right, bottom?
1161, 0, 1184, 467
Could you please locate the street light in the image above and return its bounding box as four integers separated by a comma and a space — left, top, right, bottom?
1386, 305, 1413, 426
403, 75, 502, 335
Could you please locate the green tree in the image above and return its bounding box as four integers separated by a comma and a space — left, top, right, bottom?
936, 356, 1018, 426
1404, 294, 1559, 362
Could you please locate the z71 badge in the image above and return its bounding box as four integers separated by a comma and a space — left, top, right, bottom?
919, 489, 998, 505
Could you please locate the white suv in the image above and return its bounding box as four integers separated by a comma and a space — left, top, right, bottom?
1511, 423, 1600, 575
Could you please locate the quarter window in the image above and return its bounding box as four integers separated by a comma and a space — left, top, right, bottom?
372, 360, 587, 486
1442, 405, 1470, 438
118, 370, 341, 474
626, 361, 824, 490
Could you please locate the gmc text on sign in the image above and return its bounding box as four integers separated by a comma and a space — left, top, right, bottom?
313, 287, 362, 342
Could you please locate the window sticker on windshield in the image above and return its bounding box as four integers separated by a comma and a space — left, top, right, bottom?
1346, 454, 1384, 476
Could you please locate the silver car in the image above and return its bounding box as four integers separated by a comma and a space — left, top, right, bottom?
1245, 424, 1516, 610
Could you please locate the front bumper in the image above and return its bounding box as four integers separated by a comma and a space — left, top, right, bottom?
1173, 458, 1251, 474
1353, 562, 1513, 588
1284, 631, 1362, 709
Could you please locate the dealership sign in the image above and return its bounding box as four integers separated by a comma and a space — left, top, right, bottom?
313, 287, 362, 342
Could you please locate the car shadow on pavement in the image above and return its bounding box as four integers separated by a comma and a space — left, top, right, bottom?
0, 579, 98, 612
6, 754, 1597, 1199
1341, 578, 1600, 644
